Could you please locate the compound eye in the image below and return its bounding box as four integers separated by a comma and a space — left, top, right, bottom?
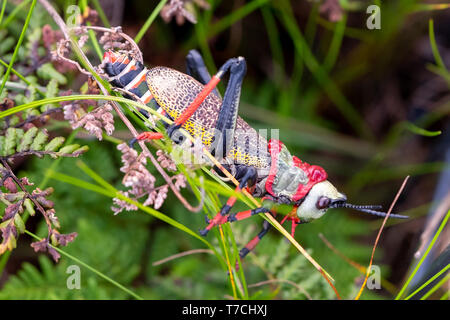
316, 196, 330, 210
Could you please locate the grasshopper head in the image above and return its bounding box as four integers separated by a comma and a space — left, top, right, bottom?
296, 180, 409, 221
296, 180, 346, 221
265, 140, 408, 222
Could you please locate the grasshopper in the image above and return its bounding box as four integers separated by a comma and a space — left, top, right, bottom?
100, 49, 407, 260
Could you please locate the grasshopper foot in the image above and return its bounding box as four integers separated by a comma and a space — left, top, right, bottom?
167, 124, 185, 144
129, 137, 138, 148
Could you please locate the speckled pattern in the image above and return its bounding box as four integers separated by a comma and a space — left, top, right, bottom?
147, 66, 271, 169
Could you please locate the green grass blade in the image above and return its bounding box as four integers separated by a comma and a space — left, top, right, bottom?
0, 0, 37, 96
0, 0, 7, 26
89, 0, 110, 27
134, 0, 168, 44
194, 15, 217, 75
420, 272, 450, 300
261, 6, 285, 81
0, 0, 30, 29
76, 160, 118, 197
46, 169, 115, 197
395, 210, 450, 299
305, 1, 319, 46
404, 122, 442, 137
207, 0, 269, 39
429, 19, 450, 85
275, 0, 371, 139
404, 264, 450, 300
47, 165, 220, 258
0, 58, 45, 96
23, 230, 144, 300
0, 94, 165, 119
412, 3, 450, 12
323, 15, 347, 72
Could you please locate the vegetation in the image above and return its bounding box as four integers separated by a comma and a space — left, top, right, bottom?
0, 0, 448, 300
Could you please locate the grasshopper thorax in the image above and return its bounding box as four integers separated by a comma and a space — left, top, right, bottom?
264, 139, 346, 221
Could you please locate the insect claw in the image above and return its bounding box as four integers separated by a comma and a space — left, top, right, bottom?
167, 123, 181, 137
204, 215, 210, 224
199, 228, 209, 237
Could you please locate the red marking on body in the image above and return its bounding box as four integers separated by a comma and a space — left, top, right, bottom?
291, 159, 327, 201
143, 94, 153, 104
266, 139, 327, 201
131, 73, 147, 89
103, 50, 114, 63
175, 75, 221, 126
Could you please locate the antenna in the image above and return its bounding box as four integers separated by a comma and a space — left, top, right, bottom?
330, 202, 409, 219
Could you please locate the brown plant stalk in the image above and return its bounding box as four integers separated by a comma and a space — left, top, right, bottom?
38, 0, 203, 212
354, 176, 410, 300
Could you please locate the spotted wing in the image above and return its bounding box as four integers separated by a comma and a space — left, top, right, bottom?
147, 66, 270, 168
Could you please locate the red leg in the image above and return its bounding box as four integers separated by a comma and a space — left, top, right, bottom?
174, 75, 221, 126
200, 186, 269, 236
279, 206, 302, 238
236, 208, 277, 266
129, 131, 163, 147
200, 166, 257, 236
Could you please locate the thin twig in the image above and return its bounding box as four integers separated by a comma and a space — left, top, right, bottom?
354, 176, 410, 300
13, 108, 63, 128
2, 150, 84, 160
54, 40, 92, 76
71, 25, 143, 62
319, 233, 366, 273
1, 159, 53, 238
152, 248, 214, 266
319, 232, 398, 295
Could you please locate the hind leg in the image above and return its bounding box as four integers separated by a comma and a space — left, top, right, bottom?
199, 165, 258, 236
185, 49, 220, 98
